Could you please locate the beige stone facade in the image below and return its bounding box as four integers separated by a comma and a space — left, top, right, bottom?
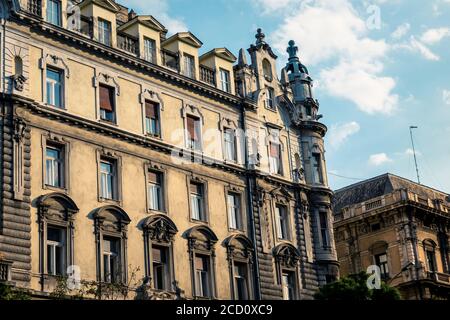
0, 0, 338, 299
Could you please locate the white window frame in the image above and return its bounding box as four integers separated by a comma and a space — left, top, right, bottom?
46, 0, 62, 26
100, 159, 115, 200
98, 18, 112, 46
46, 67, 64, 108
220, 68, 231, 93
144, 37, 157, 63
45, 145, 64, 188
227, 193, 241, 230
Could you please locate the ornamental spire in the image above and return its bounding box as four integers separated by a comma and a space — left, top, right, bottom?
255, 28, 266, 46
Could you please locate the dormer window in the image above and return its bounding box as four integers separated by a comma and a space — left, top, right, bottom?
263, 59, 273, 82
183, 54, 195, 79
98, 19, 112, 46
144, 38, 157, 63
46, 0, 62, 26
220, 69, 231, 93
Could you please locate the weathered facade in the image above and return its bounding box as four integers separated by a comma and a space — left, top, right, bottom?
334, 174, 450, 300
0, 0, 338, 299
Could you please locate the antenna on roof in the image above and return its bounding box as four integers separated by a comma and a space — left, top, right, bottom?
409, 126, 421, 184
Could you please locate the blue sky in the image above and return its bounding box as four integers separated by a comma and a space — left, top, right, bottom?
123, 0, 450, 193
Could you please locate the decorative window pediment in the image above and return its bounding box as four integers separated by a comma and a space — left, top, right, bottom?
37, 192, 79, 222
39, 53, 70, 78
182, 103, 204, 122
93, 72, 120, 96
223, 234, 253, 262
184, 225, 218, 252
143, 214, 178, 243
273, 243, 300, 269
140, 88, 165, 110
93, 205, 131, 234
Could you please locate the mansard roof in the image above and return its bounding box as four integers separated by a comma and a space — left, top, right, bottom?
118, 15, 168, 34
162, 32, 203, 48
78, 0, 121, 12
333, 173, 450, 214
200, 48, 237, 63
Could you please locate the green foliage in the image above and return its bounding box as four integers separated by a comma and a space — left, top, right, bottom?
0, 283, 31, 300
315, 272, 401, 301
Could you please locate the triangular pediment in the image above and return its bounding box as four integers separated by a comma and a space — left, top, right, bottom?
118, 15, 167, 34
200, 48, 237, 63
163, 32, 203, 48
79, 0, 120, 12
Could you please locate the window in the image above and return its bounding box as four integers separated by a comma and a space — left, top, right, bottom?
100, 159, 116, 200
47, 227, 66, 276
220, 69, 231, 93
46, 0, 62, 26
275, 205, 289, 240
186, 115, 201, 151
98, 19, 111, 46
282, 272, 296, 300
266, 87, 275, 109
148, 171, 164, 212
263, 59, 273, 81
152, 246, 170, 290
45, 144, 64, 188
426, 248, 437, 273
375, 253, 389, 279
227, 193, 242, 230
145, 101, 160, 136
195, 255, 211, 298
190, 182, 205, 221
319, 212, 329, 249
144, 38, 157, 63
224, 128, 237, 162
103, 237, 120, 283
46, 68, 63, 108
269, 142, 282, 175
233, 262, 249, 300
183, 54, 195, 78
312, 153, 324, 184
99, 84, 115, 122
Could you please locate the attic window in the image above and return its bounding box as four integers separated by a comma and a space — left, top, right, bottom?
263, 59, 273, 82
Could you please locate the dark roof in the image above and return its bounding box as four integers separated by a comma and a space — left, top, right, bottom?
333, 173, 450, 214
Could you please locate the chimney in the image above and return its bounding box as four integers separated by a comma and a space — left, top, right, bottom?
128, 9, 137, 21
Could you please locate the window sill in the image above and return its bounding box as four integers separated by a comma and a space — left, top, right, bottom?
147, 209, 167, 215
99, 197, 122, 206
45, 103, 66, 111
190, 217, 209, 225
145, 133, 162, 140
44, 184, 68, 194
99, 119, 118, 127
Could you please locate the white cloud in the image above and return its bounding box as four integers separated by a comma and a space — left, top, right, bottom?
121, 0, 187, 33
368, 153, 393, 166
405, 148, 422, 156
328, 122, 361, 149
253, 0, 299, 14
270, 0, 398, 115
391, 23, 410, 39
443, 90, 450, 105
409, 37, 440, 61
420, 27, 450, 45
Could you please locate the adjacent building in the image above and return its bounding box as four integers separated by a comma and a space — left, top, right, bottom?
333, 173, 450, 299
0, 0, 338, 299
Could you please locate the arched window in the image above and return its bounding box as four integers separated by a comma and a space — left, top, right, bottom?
423, 239, 437, 273
369, 241, 389, 279
37, 193, 79, 280
184, 226, 218, 299
262, 59, 273, 81
142, 214, 178, 292
224, 234, 254, 300
273, 243, 300, 300
93, 206, 131, 284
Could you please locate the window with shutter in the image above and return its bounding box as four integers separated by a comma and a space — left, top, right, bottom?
145, 101, 160, 136
99, 85, 115, 122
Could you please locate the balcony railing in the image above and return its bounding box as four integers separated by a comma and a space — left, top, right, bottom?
117, 34, 139, 55
79, 16, 94, 39
161, 49, 179, 72
0, 259, 12, 282
426, 271, 450, 284
27, 0, 42, 16
200, 65, 215, 86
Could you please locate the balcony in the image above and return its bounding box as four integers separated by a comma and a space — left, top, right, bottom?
27, 0, 42, 16
161, 49, 179, 72
200, 65, 215, 86
426, 271, 450, 284
117, 34, 139, 56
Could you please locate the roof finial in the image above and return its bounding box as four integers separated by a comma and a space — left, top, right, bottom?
287, 40, 299, 61
255, 28, 266, 46
238, 48, 248, 67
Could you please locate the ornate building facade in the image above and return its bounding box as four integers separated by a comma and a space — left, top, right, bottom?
0, 0, 338, 299
334, 174, 450, 300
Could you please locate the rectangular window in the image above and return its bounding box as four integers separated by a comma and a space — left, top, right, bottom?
145, 101, 160, 136
152, 246, 169, 291
220, 68, 231, 93
99, 84, 115, 123
266, 87, 275, 109
46, 68, 63, 108
186, 115, 201, 150
275, 205, 289, 240
46, 0, 62, 26
144, 38, 156, 63
312, 153, 324, 184
148, 171, 163, 212
224, 128, 237, 162
47, 227, 65, 276
269, 142, 282, 175
426, 250, 437, 273
234, 262, 249, 300
190, 182, 205, 221
375, 253, 389, 279
100, 159, 115, 200
319, 212, 329, 248
195, 255, 211, 298
282, 272, 296, 300
98, 19, 111, 46
227, 192, 242, 230
183, 54, 195, 78
103, 237, 120, 283
45, 144, 64, 188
